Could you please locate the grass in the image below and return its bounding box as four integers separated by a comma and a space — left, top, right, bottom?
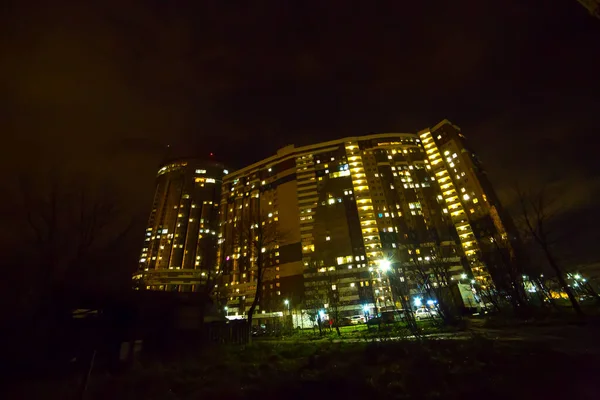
277, 319, 459, 342
63, 336, 595, 399
5, 333, 598, 399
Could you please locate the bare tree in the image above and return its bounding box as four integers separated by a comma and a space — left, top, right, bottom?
403, 241, 463, 326
517, 186, 584, 316
15, 174, 135, 296
384, 261, 420, 335
481, 231, 531, 313
324, 271, 343, 336
232, 200, 284, 333
302, 273, 326, 336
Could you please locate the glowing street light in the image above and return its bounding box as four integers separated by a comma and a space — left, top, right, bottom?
284, 299, 289, 306
460, 273, 467, 280
378, 259, 391, 273
414, 297, 422, 307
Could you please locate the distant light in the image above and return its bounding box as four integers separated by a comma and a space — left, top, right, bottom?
210, 152, 214, 156
224, 306, 228, 311
226, 256, 230, 261
319, 310, 326, 319
284, 299, 289, 305
575, 274, 581, 280
414, 297, 422, 307
223, 169, 229, 174
471, 279, 476, 284
378, 259, 391, 273
426, 300, 435, 306
460, 273, 467, 279
363, 304, 370, 313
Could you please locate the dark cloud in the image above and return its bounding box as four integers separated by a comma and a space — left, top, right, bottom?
1, 0, 599, 258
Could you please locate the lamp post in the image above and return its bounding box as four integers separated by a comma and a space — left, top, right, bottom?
377, 259, 392, 310
284, 299, 291, 330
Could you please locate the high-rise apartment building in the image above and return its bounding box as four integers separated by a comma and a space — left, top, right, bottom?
216, 120, 517, 317
138, 158, 228, 292
419, 121, 522, 290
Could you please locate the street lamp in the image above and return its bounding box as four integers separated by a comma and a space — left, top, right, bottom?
460, 273, 467, 280
414, 297, 422, 307
378, 259, 391, 273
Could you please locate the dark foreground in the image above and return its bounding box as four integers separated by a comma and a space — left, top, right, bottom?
6, 333, 599, 400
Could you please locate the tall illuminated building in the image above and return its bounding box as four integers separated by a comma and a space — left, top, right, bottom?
217, 120, 519, 316
419, 120, 523, 290
138, 158, 228, 291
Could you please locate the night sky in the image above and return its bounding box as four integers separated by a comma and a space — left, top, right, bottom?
2, 1, 599, 262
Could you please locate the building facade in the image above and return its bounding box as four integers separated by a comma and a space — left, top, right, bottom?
138, 158, 228, 292
139, 120, 517, 316
419, 121, 523, 291
217, 120, 517, 318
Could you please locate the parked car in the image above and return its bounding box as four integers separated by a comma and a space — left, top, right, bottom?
348, 315, 366, 325
366, 310, 407, 326
414, 308, 438, 320
251, 324, 267, 336
381, 310, 408, 323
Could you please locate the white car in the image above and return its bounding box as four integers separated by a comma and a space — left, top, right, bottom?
348, 315, 366, 324
414, 308, 438, 320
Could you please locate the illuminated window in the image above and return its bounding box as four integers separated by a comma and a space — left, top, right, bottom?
195, 169, 206, 174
